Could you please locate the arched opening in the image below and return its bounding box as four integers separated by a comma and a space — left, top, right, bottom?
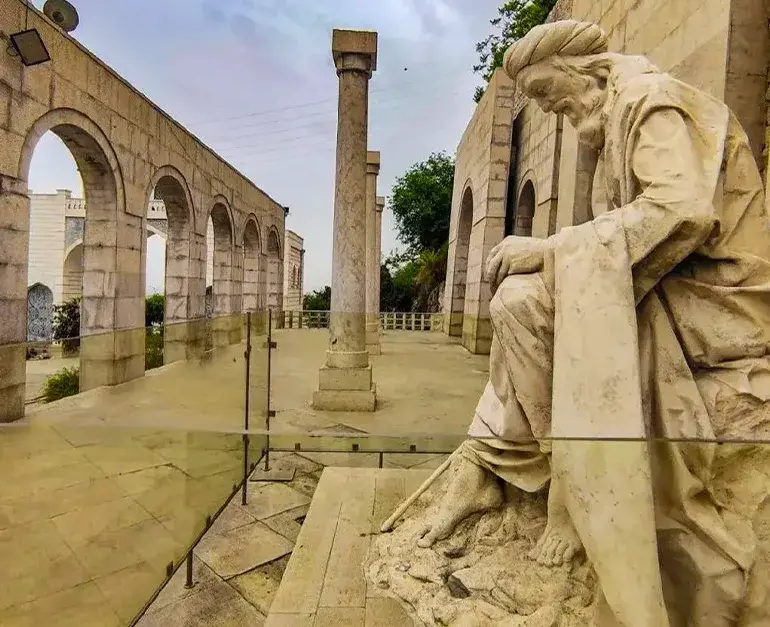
515, 180, 536, 237
292, 266, 298, 289
62, 243, 84, 302
145, 169, 193, 367
27, 283, 54, 343
242, 218, 261, 312
448, 186, 473, 337
9, 111, 127, 416
266, 228, 282, 310
207, 200, 235, 348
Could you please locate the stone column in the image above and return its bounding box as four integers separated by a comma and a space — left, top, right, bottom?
365, 150, 381, 355
313, 29, 378, 412
375, 195, 385, 337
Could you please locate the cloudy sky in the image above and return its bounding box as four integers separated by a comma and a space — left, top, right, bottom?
27, 0, 501, 293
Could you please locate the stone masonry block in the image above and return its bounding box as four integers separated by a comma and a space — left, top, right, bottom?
332, 29, 378, 68
0, 384, 24, 423
312, 386, 376, 412
318, 365, 373, 391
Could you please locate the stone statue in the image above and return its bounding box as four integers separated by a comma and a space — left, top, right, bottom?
368, 20, 770, 627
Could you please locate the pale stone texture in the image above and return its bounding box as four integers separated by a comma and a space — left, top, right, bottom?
365, 151, 381, 355
282, 230, 305, 316
442, 0, 770, 357
0, 0, 287, 421
313, 29, 378, 412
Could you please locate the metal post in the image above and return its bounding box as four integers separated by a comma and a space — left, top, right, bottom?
184, 552, 194, 589
242, 312, 251, 506
265, 308, 272, 472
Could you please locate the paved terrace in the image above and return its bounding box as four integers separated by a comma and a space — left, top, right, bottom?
0, 329, 488, 626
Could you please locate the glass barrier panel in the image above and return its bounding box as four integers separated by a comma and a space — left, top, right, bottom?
247, 310, 270, 478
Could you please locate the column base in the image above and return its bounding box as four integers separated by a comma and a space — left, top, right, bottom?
314, 364, 377, 411
312, 385, 377, 412
366, 321, 381, 355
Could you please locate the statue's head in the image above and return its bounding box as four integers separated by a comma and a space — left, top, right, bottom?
504, 20, 614, 150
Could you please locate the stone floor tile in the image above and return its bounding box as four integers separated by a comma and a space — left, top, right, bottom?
264, 612, 315, 627
245, 482, 311, 519
209, 500, 257, 535
51, 495, 153, 546
266, 452, 323, 475
383, 453, 445, 469
0, 459, 107, 503
297, 452, 381, 469
196, 521, 294, 578
137, 579, 266, 627
0, 477, 126, 528
93, 560, 166, 623
228, 562, 284, 615
149, 555, 221, 612
0, 581, 121, 627
314, 607, 366, 626
112, 463, 188, 496
262, 504, 310, 542
288, 473, 320, 499
80, 444, 168, 477
365, 597, 414, 626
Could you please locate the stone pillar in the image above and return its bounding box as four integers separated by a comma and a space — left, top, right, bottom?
0, 178, 30, 421
313, 29, 378, 412
365, 151, 381, 355
375, 195, 385, 337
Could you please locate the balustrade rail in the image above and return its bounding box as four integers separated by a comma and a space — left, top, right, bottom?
272, 309, 443, 331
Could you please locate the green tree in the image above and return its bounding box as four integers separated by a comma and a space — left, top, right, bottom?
473, 0, 558, 102
145, 293, 165, 327
52, 298, 80, 356
389, 152, 454, 256
303, 286, 331, 311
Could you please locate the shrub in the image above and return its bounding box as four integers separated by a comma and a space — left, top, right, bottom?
53, 298, 80, 356
145, 328, 164, 370
42, 367, 79, 403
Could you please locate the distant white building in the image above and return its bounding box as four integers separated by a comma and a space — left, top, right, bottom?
26, 190, 303, 339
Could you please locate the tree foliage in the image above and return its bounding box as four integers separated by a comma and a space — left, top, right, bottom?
53, 298, 80, 355
473, 0, 558, 102
303, 286, 331, 311
145, 293, 165, 327
389, 152, 454, 256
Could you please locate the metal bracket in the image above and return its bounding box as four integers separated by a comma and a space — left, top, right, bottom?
267, 409, 276, 418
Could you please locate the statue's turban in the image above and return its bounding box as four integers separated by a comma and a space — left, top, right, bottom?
503, 20, 608, 80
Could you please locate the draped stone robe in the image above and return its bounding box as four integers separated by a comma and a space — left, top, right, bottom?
467, 61, 770, 626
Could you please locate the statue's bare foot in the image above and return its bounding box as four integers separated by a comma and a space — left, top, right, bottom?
529, 473, 582, 566
418, 455, 502, 548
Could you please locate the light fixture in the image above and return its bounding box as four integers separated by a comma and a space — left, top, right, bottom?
283, 206, 290, 217
9, 29, 50, 66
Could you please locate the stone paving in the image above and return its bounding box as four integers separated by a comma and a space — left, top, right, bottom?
0, 330, 488, 625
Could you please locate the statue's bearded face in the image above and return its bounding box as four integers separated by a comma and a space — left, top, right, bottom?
518, 60, 607, 150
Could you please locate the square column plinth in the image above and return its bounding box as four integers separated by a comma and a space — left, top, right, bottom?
313, 362, 376, 412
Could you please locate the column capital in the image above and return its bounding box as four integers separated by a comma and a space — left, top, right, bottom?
332, 29, 377, 75
375, 196, 385, 212
366, 150, 380, 175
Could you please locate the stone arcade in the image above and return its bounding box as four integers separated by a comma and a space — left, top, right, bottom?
0, 0, 286, 421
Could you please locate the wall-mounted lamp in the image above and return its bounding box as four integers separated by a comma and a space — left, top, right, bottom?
283, 206, 290, 217
8, 29, 50, 66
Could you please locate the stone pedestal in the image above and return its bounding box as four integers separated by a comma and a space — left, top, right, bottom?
365, 151, 381, 356
313, 29, 378, 412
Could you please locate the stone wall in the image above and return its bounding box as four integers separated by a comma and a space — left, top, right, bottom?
443, 70, 516, 354
0, 0, 286, 421
283, 230, 304, 312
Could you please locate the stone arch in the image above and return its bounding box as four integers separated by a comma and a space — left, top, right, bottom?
62, 242, 84, 302
11, 107, 130, 396
515, 177, 536, 237
27, 283, 54, 343
448, 184, 474, 337
207, 198, 235, 320
266, 226, 283, 309
145, 165, 195, 364
242, 215, 262, 311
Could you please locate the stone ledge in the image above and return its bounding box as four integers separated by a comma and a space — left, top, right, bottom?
312, 386, 377, 412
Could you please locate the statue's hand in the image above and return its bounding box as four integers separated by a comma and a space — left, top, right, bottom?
485, 236, 549, 292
